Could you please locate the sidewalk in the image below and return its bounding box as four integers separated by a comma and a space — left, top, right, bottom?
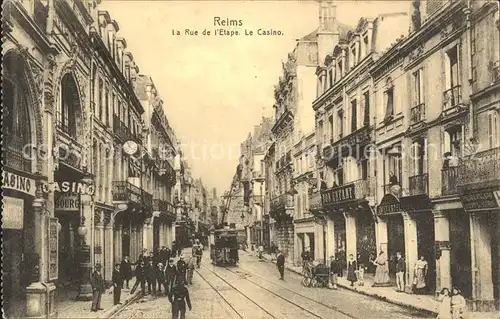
259, 252, 499, 319
55, 284, 143, 318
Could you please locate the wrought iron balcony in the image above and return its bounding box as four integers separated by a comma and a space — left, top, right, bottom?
441, 166, 459, 196
383, 183, 403, 197
457, 147, 500, 190
4, 134, 32, 172
321, 179, 372, 206
252, 170, 265, 181
443, 85, 462, 110
113, 115, 139, 143
271, 193, 293, 211
112, 181, 142, 203
142, 190, 153, 210
410, 103, 425, 124
492, 60, 500, 83
408, 173, 428, 196
153, 199, 175, 216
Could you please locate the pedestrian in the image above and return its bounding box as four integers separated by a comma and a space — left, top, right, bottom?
90, 264, 105, 312
186, 253, 196, 285
165, 258, 177, 293
112, 263, 123, 305
146, 259, 156, 295
395, 252, 406, 292
357, 263, 365, 286
276, 250, 285, 280
301, 247, 312, 263
176, 255, 188, 284
169, 281, 192, 319
437, 288, 452, 319
451, 287, 467, 319
372, 250, 390, 287
347, 254, 357, 287
329, 256, 340, 289
120, 256, 132, 289
160, 246, 168, 265
413, 256, 428, 294
130, 261, 146, 294
156, 263, 167, 295
270, 242, 276, 261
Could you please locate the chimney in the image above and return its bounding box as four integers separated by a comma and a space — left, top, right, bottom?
317, 0, 339, 66
409, 0, 421, 33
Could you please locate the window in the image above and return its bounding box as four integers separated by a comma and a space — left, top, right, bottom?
363, 91, 370, 126
444, 126, 462, 161
351, 99, 358, 132
105, 88, 109, 125
411, 138, 426, 176
351, 47, 357, 68
385, 151, 402, 186
337, 61, 343, 79
59, 73, 79, 136
337, 110, 343, 138
318, 120, 324, 145
328, 69, 333, 88
488, 111, 499, 149
328, 115, 334, 142
3, 53, 32, 172
363, 36, 369, 56
413, 69, 424, 105
446, 46, 459, 89
384, 87, 394, 121
98, 79, 103, 121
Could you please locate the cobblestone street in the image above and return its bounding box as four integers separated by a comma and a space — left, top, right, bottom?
113, 252, 433, 319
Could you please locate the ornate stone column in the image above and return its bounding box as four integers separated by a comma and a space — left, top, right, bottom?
402, 212, 418, 293
344, 212, 357, 262
26, 197, 56, 318
114, 221, 123, 261
104, 214, 113, 282
433, 210, 451, 297
326, 216, 335, 259
76, 175, 94, 301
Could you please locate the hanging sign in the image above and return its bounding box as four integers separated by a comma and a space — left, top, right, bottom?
3, 196, 25, 229
460, 191, 499, 211
55, 195, 81, 211
2, 171, 36, 196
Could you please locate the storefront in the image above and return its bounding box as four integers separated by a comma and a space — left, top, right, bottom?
3, 170, 39, 318
294, 216, 324, 264
460, 191, 500, 311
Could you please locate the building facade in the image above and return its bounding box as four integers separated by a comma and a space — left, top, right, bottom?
2, 1, 181, 317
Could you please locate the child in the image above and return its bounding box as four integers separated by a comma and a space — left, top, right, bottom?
437, 288, 451, 319
357, 263, 365, 286
451, 287, 467, 319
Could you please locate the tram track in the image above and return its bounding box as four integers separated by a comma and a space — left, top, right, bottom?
225, 264, 359, 319
196, 264, 275, 319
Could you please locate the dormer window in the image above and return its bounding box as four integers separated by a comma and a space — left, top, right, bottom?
384, 80, 395, 122
363, 36, 369, 56
337, 60, 343, 80
328, 69, 333, 88
351, 46, 357, 68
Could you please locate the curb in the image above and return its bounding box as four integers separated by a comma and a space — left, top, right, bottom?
260, 254, 438, 317
98, 290, 144, 318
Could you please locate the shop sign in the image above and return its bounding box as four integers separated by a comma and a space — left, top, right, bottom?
55, 195, 80, 211
2, 171, 36, 196
3, 196, 24, 229
48, 218, 59, 281
321, 184, 356, 206
377, 193, 402, 215
460, 192, 499, 211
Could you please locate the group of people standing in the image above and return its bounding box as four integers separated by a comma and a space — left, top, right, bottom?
89, 242, 202, 318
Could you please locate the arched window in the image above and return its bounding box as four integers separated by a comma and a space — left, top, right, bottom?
2, 52, 32, 172
93, 141, 100, 199
58, 73, 79, 137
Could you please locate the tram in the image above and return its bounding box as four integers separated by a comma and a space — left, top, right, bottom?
210, 227, 239, 266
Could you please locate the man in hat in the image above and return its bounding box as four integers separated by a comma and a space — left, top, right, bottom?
276, 250, 285, 280
112, 263, 123, 305
169, 281, 192, 319
156, 262, 167, 295
176, 254, 187, 284
165, 258, 177, 294
90, 263, 105, 312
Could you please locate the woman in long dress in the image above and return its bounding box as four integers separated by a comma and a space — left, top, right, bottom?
437, 288, 452, 319
372, 251, 390, 287
346, 254, 357, 287
413, 256, 428, 294
451, 287, 467, 319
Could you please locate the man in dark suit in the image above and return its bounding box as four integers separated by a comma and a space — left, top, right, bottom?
120, 256, 132, 289
112, 263, 123, 305
276, 250, 285, 280
176, 255, 188, 284
165, 258, 177, 294
169, 282, 192, 319
90, 263, 105, 312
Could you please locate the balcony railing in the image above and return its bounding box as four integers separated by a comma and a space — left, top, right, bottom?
410, 103, 425, 124
252, 170, 264, 181
112, 181, 142, 202
441, 166, 459, 196
153, 199, 175, 215
142, 190, 153, 210
409, 173, 428, 196
271, 193, 293, 211
493, 60, 500, 83
457, 147, 500, 189
443, 85, 461, 110
113, 115, 138, 143
321, 179, 371, 206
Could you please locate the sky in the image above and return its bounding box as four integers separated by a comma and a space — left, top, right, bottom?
100, 0, 409, 194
